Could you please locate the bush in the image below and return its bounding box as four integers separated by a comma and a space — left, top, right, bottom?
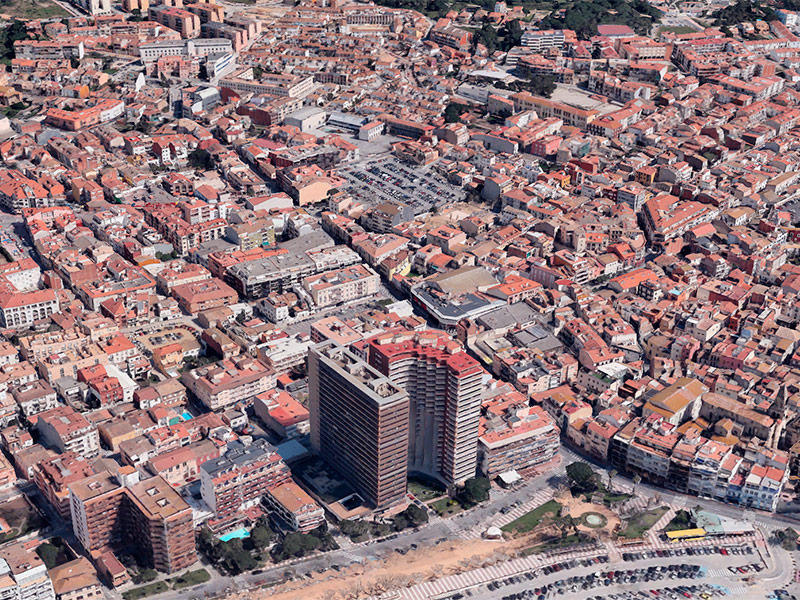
172, 569, 210, 590
132, 569, 158, 585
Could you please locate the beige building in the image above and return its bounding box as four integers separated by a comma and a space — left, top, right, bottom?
49, 558, 101, 600
302, 264, 379, 308
264, 482, 324, 533
642, 377, 706, 426
37, 406, 100, 458
181, 356, 275, 411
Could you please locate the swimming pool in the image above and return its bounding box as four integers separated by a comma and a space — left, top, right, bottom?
218, 528, 250, 542
182, 411, 193, 421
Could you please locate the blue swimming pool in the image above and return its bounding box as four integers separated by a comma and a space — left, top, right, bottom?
182, 411, 193, 421
218, 528, 250, 542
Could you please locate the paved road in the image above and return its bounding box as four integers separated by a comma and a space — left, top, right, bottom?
134, 444, 800, 600
445, 554, 768, 600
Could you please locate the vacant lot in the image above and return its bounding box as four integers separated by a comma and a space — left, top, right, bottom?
0, 0, 68, 19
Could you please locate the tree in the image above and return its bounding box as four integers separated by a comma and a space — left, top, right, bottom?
35, 543, 60, 569
523, 75, 557, 99
566, 462, 597, 494
500, 19, 523, 50
188, 149, 214, 170
444, 102, 469, 124
400, 504, 429, 528
340, 519, 369, 538
774, 528, 799, 551
632, 474, 641, 495
474, 21, 498, 53
249, 525, 274, 550
220, 539, 256, 573
277, 532, 320, 560
393, 515, 409, 532
460, 476, 491, 506
0, 21, 31, 61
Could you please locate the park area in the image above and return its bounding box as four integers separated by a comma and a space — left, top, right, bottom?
502, 500, 562, 534
499, 462, 669, 550
617, 507, 669, 539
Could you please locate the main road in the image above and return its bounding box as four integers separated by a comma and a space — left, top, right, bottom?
131, 444, 800, 600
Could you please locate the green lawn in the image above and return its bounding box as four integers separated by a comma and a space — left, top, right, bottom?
431, 498, 463, 518
664, 509, 696, 533
122, 582, 168, 600
172, 569, 210, 590
617, 506, 669, 539
501, 500, 562, 534
408, 477, 445, 502
658, 25, 695, 35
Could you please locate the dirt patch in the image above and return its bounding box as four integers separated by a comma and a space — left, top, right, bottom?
237, 534, 545, 600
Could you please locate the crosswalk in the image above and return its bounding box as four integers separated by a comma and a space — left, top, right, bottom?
728, 585, 751, 595
617, 495, 650, 515
373, 544, 604, 600
649, 507, 677, 535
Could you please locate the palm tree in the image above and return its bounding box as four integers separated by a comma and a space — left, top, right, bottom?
608, 469, 618, 493
632, 474, 642, 496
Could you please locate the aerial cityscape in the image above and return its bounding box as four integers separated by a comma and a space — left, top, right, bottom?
0, 0, 798, 598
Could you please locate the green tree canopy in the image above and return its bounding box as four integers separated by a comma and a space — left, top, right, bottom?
461, 476, 491, 506
566, 462, 598, 493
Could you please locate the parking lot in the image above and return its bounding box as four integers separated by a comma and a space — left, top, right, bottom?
428, 542, 772, 600
337, 157, 464, 214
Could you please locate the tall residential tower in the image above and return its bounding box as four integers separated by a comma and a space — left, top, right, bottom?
368, 331, 483, 485
309, 341, 409, 508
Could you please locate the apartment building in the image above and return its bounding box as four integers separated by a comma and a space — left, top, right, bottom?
368, 330, 484, 485
37, 406, 100, 458
148, 6, 201, 38
263, 482, 324, 533
171, 278, 238, 315
139, 38, 232, 62
511, 92, 600, 129
12, 380, 58, 417
48, 558, 101, 600
479, 404, 560, 477
220, 69, 315, 98
33, 452, 96, 520
199, 439, 291, 522
253, 389, 310, 440
181, 356, 276, 411
0, 542, 55, 600
0, 289, 59, 329
302, 264, 380, 308
309, 341, 409, 508
69, 472, 196, 573
519, 29, 571, 52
